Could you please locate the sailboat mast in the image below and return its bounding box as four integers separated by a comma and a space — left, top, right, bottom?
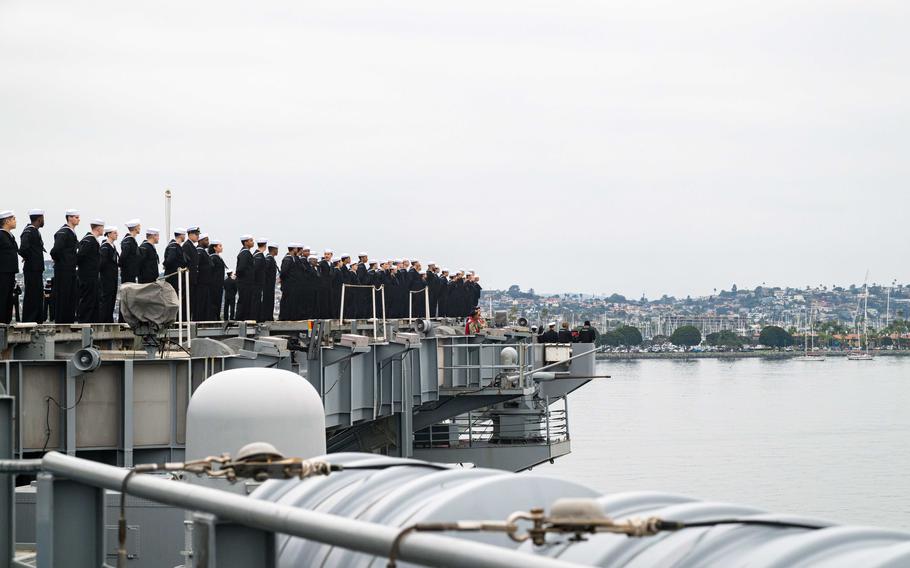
863, 285, 869, 354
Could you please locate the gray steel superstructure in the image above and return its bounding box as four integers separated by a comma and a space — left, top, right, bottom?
0, 318, 593, 471
2, 319, 910, 567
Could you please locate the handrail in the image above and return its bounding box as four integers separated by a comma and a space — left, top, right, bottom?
30, 452, 583, 568
338, 284, 388, 342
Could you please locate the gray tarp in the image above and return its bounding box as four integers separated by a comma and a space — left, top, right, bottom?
119, 281, 180, 329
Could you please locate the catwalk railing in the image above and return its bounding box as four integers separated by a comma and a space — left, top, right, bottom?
0, 446, 584, 568
415, 398, 570, 450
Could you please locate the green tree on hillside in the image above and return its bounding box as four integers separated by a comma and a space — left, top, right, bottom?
759, 325, 794, 349
670, 326, 702, 349
705, 329, 744, 349
615, 325, 643, 346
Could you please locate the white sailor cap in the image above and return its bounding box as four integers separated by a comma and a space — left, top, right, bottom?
28, 209, 45, 216
0, 210, 13, 220
90, 218, 105, 226
324, 248, 333, 254
548, 322, 557, 327
301, 244, 311, 250
125, 218, 140, 228
267, 242, 278, 249
212, 239, 222, 246
103, 226, 117, 234
239, 234, 253, 241
358, 252, 368, 257
198, 232, 208, 240
174, 228, 187, 235
288, 242, 302, 248
147, 228, 160, 236
428, 261, 437, 266
340, 253, 350, 258
186, 226, 200, 233
256, 236, 269, 244
308, 255, 318, 260
65, 209, 80, 216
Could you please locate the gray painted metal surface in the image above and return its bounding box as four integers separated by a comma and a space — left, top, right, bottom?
1, 322, 593, 472
251, 452, 598, 567
185, 368, 326, 461
520, 491, 910, 567
35, 452, 586, 568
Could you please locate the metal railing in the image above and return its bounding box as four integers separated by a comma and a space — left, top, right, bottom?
338, 283, 388, 341
415, 397, 570, 449
0, 450, 584, 568
439, 342, 538, 390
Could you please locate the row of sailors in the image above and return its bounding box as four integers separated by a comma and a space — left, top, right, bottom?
271, 243, 482, 321
0, 210, 482, 325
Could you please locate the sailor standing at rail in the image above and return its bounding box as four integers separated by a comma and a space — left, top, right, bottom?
295, 246, 310, 320
0, 211, 18, 324
98, 226, 119, 323
163, 228, 187, 292
75, 219, 104, 323
251, 237, 267, 322
138, 228, 160, 284
437, 269, 450, 317
119, 219, 141, 284
182, 226, 200, 319
297, 246, 315, 319
425, 262, 439, 318
306, 255, 320, 318
234, 235, 254, 320
222, 270, 236, 321
50, 210, 80, 324
278, 243, 299, 321
18, 209, 46, 323
194, 234, 213, 321
332, 257, 345, 318
208, 240, 226, 321
260, 242, 278, 322
355, 253, 370, 318
317, 249, 334, 319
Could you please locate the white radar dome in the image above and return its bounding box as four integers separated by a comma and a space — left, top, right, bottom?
186, 368, 325, 461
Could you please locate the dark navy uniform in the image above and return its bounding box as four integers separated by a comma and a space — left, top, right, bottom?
50, 225, 78, 323
75, 232, 101, 323
209, 252, 226, 321
18, 224, 45, 323
251, 249, 265, 321
260, 253, 277, 322
182, 239, 199, 319
98, 239, 119, 323
0, 229, 18, 324
162, 239, 186, 292
223, 275, 237, 320
194, 245, 212, 321
138, 240, 159, 284
119, 234, 140, 283
278, 253, 298, 321
235, 248, 254, 320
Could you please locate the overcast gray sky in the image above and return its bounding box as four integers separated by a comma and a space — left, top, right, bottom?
2, 1, 907, 297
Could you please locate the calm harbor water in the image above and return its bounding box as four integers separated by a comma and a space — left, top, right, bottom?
537, 356, 910, 529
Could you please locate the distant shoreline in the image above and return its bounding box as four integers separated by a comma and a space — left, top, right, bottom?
596, 350, 910, 360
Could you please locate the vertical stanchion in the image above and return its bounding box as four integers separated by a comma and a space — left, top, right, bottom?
424, 288, 430, 321
545, 396, 551, 447
381, 286, 387, 342
177, 268, 184, 346
185, 270, 192, 350
339, 285, 346, 324
371, 287, 377, 340
408, 292, 413, 322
